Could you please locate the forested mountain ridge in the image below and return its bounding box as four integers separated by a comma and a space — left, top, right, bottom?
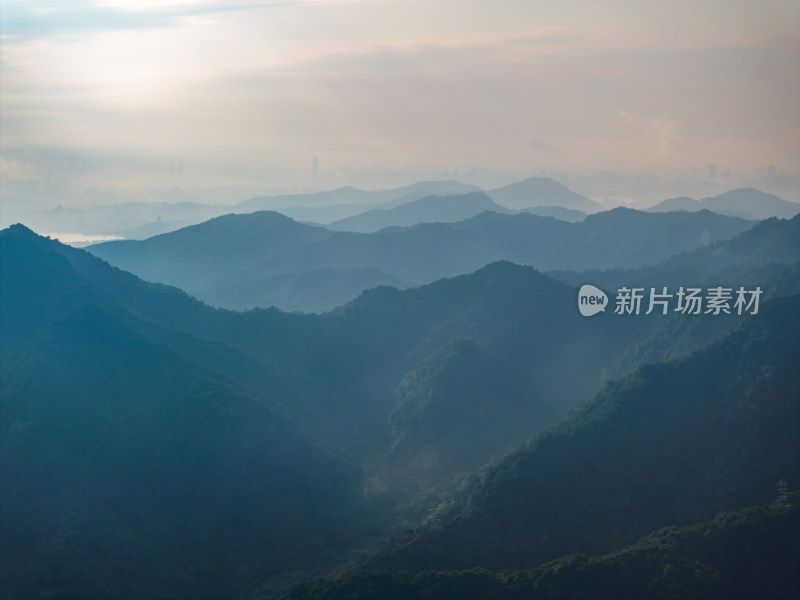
2, 224, 650, 488
355, 293, 800, 573
3, 223, 797, 599
551, 213, 800, 291
0, 227, 381, 600
287, 496, 800, 600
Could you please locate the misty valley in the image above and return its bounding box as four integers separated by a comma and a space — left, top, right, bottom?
1, 181, 799, 599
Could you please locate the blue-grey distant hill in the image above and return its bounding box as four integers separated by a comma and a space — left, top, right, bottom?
487, 176, 604, 213
326, 192, 588, 232
521, 205, 587, 222
11, 200, 225, 240
88, 207, 754, 312
9, 180, 483, 240
13, 178, 597, 240
552, 213, 800, 293
237, 180, 481, 223
327, 191, 508, 232
88, 210, 334, 294
648, 187, 800, 220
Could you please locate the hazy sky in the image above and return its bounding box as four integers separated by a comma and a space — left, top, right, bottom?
1, 0, 799, 208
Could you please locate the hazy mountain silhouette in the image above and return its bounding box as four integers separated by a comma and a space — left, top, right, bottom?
531, 207, 751, 271
8, 181, 483, 241
521, 205, 587, 222
487, 176, 604, 212
89, 208, 752, 313
237, 180, 481, 220
648, 187, 800, 220
11, 200, 225, 240
205, 208, 750, 312
202, 266, 409, 313
327, 191, 507, 232
552, 214, 800, 292
89, 210, 334, 293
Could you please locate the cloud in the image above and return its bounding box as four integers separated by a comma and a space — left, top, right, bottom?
0, 0, 305, 41
1, 0, 797, 196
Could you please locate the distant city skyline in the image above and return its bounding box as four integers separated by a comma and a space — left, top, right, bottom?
1, 0, 798, 213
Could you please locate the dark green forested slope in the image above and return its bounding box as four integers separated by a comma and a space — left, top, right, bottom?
0, 225, 656, 598
287, 497, 800, 600
0, 227, 378, 599
5, 226, 660, 483
602, 261, 800, 382
4, 222, 795, 599
355, 294, 800, 573
316, 260, 654, 480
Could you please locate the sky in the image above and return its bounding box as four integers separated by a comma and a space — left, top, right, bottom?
1, 0, 799, 212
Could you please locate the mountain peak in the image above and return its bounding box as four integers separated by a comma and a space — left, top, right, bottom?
327, 191, 504, 233
1, 223, 40, 238
649, 187, 799, 220
488, 177, 602, 213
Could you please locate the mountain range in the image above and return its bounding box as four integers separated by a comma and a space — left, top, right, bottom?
357, 291, 800, 573
5, 181, 482, 241
289, 291, 800, 598
648, 187, 800, 220
2, 198, 798, 599
88, 207, 753, 313
326, 191, 507, 232
236, 180, 483, 222
3, 225, 657, 491
10, 180, 796, 245
552, 213, 800, 291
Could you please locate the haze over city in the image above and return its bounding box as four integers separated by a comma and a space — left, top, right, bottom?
1, 0, 799, 217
